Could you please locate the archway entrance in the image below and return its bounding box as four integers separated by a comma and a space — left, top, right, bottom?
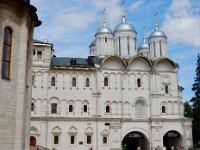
30, 136, 36, 146
122, 131, 149, 150
163, 130, 182, 150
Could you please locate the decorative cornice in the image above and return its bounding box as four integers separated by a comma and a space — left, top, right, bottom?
50, 66, 96, 71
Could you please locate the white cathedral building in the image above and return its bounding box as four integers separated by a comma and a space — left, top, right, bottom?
30, 6, 193, 150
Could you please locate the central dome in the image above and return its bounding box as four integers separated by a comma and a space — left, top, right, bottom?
114, 22, 136, 33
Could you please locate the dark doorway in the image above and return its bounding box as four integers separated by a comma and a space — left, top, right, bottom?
122, 131, 149, 150
30, 136, 36, 146
163, 130, 182, 150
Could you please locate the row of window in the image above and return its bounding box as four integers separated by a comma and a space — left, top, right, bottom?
31, 103, 89, 113
31, 103, 168, 115
31, 103, 112, 114
31, 134, 108, 146
34, 76, 143, 88
53, 135, 108, 145
33, 76, 170, 94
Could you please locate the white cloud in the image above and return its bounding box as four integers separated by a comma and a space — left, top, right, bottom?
129, 0, 144, 12
161, 0, 200, 48
57, 10, 96, 29
32, 0, 122, 42
91, 0, 121, 29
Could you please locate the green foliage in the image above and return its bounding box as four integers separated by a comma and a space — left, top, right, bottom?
192, 54, 200, 97
190, 53, 200, 147
184, 101, 193, 118
122, 144, 126, 150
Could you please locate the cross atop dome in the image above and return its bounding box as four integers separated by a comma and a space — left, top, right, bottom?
154, 12, 159, 30
102, 9, 107, 27
122, 0, 126, 23
142, 26, 146, 43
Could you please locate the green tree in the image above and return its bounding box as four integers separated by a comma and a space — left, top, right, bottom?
190, 53, 200, 147
184, 101, 193, 118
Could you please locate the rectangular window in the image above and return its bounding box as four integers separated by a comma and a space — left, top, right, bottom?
1, 27, 12, 79
103, 137, 107, 144
54, 136, 59, 144
70, 136, 75, 144
51, 103, 57, 114
104, 77, 108, 86
105, 38, 107, 43
31, 103, 34, 111
72, 78, 76, 87
87, 135, 91, 144
165, 85, 169, 94
37, 51, 42, 60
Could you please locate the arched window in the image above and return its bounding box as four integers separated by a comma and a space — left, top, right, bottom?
87, 135, 91, 144
54, 135, 59, 144
137, 78, 141, 87
162, 106, 166, 113
72, 78, 76, 87
86, 78, 89, 87
31, 103, 34, 111
69, 105, 73, 112
51, 77, 55, 86
165, 85, 169, 94
70, 135, 75, 144
103, 137, 107, 144
106, 105, 110, 113
1, 27, 12, 79
104, 77, 108, 86
83, 105, 87, 112
30, 136, 36, 146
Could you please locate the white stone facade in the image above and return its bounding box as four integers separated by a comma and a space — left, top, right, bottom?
30, 10, 193, 150
0, 1, 40, 150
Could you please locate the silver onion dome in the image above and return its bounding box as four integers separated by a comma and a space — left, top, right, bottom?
114, 0, 136, 34
114, 22, 136, 33
138, 35, 149, 51
95, 22, 112, 36
96, 26, 112, 35
138, 42, 149, 50
89, 39, 96, 48
149, 30, 167, 39
149, 24, 167, 39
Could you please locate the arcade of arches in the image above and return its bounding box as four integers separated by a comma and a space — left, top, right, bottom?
122, 131, 149, 150
163, 130, 182, 150
122, 130, 182, 150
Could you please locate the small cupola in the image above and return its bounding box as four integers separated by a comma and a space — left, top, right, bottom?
138, 27, 149, 58
94, 9, 114, 57
148, 13, 168, 60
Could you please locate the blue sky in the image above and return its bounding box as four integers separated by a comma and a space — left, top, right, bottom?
32, 0, 200, 102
